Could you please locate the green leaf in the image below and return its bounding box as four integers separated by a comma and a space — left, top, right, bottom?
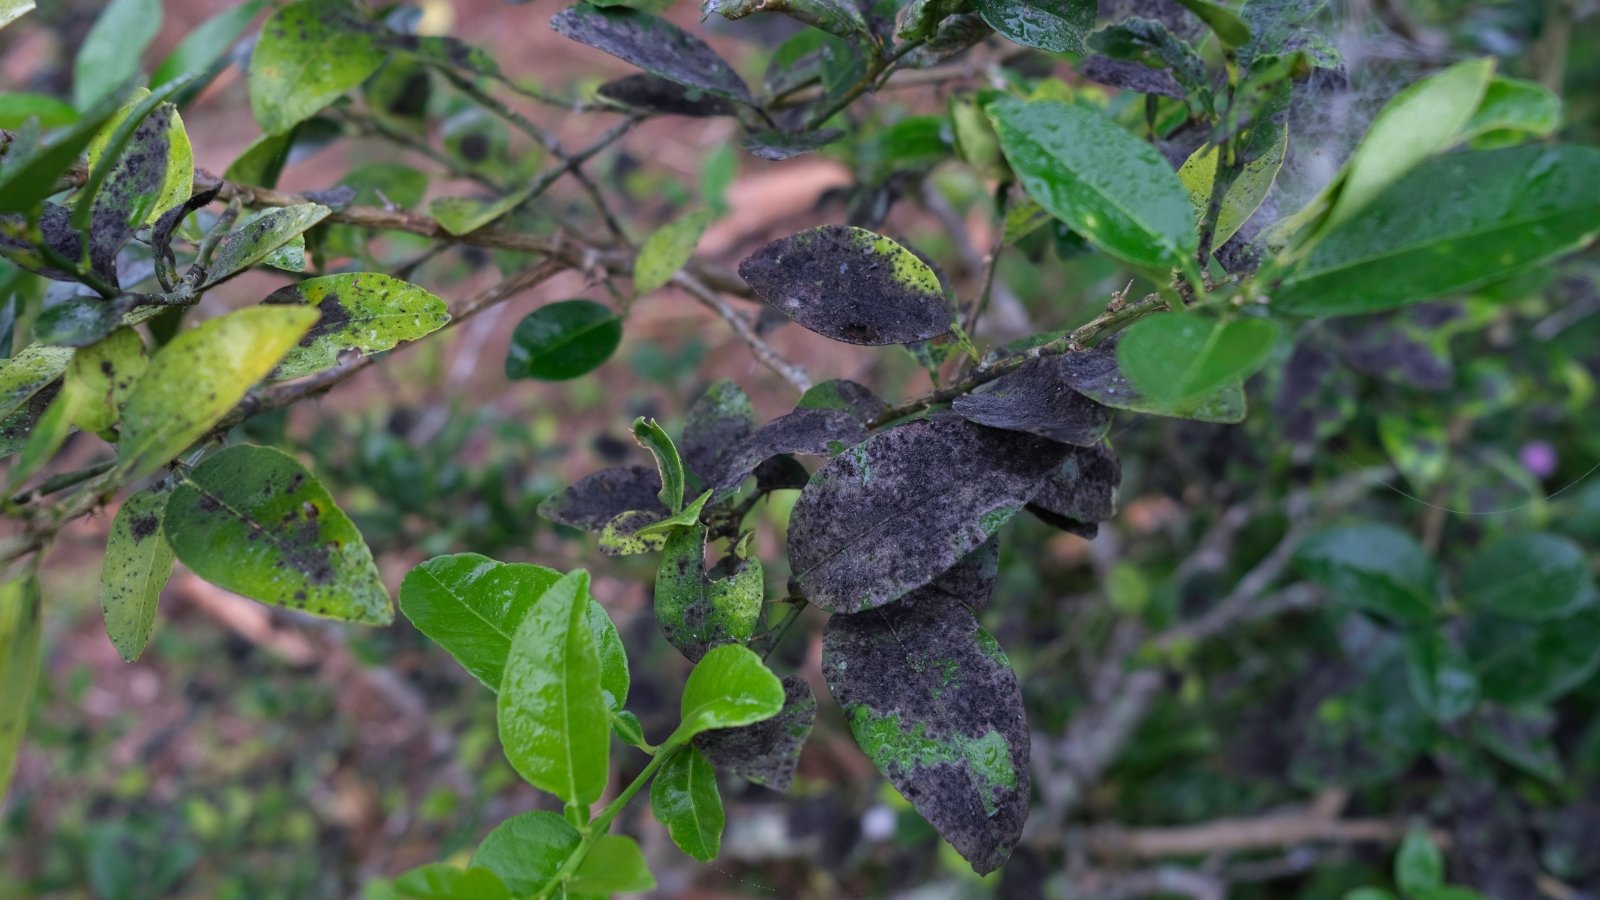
152, 1, 267, 92
0, 94, 77, 130
634, 210, 714, 295
614, 710, 655, 752
73, 0, 162, 110
550, 3, 754, 106
650, 745, 723, 861
471, 811, 581, 897
1467, 606, 1600, 705
987, 97, 1198, 271
1460, 533, 1594, 621
392, 864, 510, 900
399, 554, 563, 690
4, 376, 83, 493
0, 574, 42, 799
1293, 523, 1439, 623
498, 571, 611, 806
86, 89, 195, 226
201, 204, 332, 287
1171, 0, 1252, 47
263, 273, 450, 379
100, 488, 176, 663
1344, 890, 1400, 900
632, 417, 686, 513
117, 306, 319, 481
668, 643, 785, 746
1272, 145, 1600, 316
0, 87, 131, 214
224, 131, 294, 189
64, 326, 146, 436
1117, 314, 1277, 403
1395, 829, 1444, 895
1403, 630, 1478, 723
164, 444, 392, 625
1178, 122, 1288, 249
32, 297, 121, 348
654, 525, 763, 662
504, 300, 622, 382
695, 674, 816, 791
568, 834, 656, 894
428, 189, 533, 237
0, 1, 33, 30
631, 489, 712, 539
973, 0, 1094, 54
249, 1, 384, 135
1460, 76, 1561, 143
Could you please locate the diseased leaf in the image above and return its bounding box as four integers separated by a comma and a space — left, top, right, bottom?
0, 343, 73, 423
4, 377, 81, 492
635, 210, 714, 295
670, 643, 786, 745
568, 834, 655, 894
824, 591, 1029, 875
1090, 18, 1210, 101
696, 674, 816, 792
973, 0, 1093, 54
597, 74, 736, 117
551, 3, 754, 105
1179, 123, 1288, 250
705, 408, 868, 495
498, 570, 610, 805
796, 378, 888, 425
1293, 523, 1438, 623
86, 90, 194, 228
742, 129, 848, 161
249, 1, 385, 135
683, 379, 756, 483
1027, 441, 1121, 536
788, 416, 1069, 613
264, 273, 450, 379
117, 306, 319, 481
951, 357, 1112, 446
988, 97, 1199, 271
73, 0, 162, 110
1053, 335, 1249, 423
1117, 314, 1278, 403
31, 297, 121, 349
504, 300, 622, 382
202, 204, 331, 288
1272, 146, 1600, 316
0, 88, 130, 214
471, 811, 581, 897
706, 0, 866, 37
399, 554, 563, 690
1081, 55, 1186, 99
902, 13, 993, 69
1460, 533, 1595, 621
656, 526, 763, 661
164, 444, 393, 625
539, 466, 669, 532
100, 488, 175, 663
650, 745, 724, 862
84, 104, 173, 286
0, 1, 34, 31
739, 225, 953, 345
0, 575, 42, 798
1239, 0, 1341, 70
0, 385, 60, 461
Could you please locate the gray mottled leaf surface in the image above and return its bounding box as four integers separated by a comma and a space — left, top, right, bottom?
706, 408, 868, 494
538, 465, 668, 532
951, 357, 1113, 446
1052, 335, 1248, 424
797, 378, 888, 424
695, 674, 816, 792
88, 105, 173, 286
551, 3, 753, 105
597, 73, 736, 117
739, 225, 954, 346
683, 379, 755, 484
788, 416, 1068, 613
823, 592, 1029, 874
1027, 441, 1121, 536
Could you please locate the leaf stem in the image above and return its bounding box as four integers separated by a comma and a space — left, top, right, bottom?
537, 745, 684, 899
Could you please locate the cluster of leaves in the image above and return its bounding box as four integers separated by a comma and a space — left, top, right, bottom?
1, 0, 1598, 894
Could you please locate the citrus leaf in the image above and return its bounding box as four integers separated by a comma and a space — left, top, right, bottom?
650, 745, 724, 862
249, 0, 384, 135
669, 643, 785, 746
100, 488, 176, 663
504, 300, 622, 382
264, 273, 450, 379
551, 3, 754, 105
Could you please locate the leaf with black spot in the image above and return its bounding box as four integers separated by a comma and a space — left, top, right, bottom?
0, 203, 84, 281
705, 408, 868, 496
163, 444, 392, 625
823, 591, 1029, 874
654, 526, 763, 661
538, 465, 669, 533
682, 379, 755, 485
1053, 333, 1247, 424
787, 416, 1068, 613
551, 3, 754, 106
1027, 441, 1120, 537
739, 225, 954, 346
1330, 312, 1454, 392
31, 296, 122, 348
1080, 55, 1187, 99
263, 272, 450, 380
597, 74, 736, 118
87, 104, 174, 287
695, 674, 816, 792
150, 183, 222, 268
951, 357, 1113, 446
902, 13, 993, 69
741, 129, 846, 161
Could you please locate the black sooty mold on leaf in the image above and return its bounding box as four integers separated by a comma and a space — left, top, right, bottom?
738, 225, 954, 346
796, 378, 889, 425
705, 408, 869, 495
538, 465, 670, 533
951, 356, 1114, 446
597, 73, 736, 117
654, 525, 763, 662
823, 591, 1029, 874
787, 416, 1068, 613
1027, 441, 1121, 537
551, 3, 754, 105
1053, 333, 1247, 424
89, 105, 174, 287
741, 128, 846, 161
682, 379, 756, 485
695, 674, 816, 792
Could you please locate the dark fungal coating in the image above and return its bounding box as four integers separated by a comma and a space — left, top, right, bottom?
695, 675, 816, 792
705, 408, 868, 495
797, 378, 888, 425
0, 202, 83, 281
951, 356, 1114, 446
740, 128, 845, 161
823, 592, 1030, 874
681, 379, 756, 484
1027, 441, 1121, 536
925, 535, 1001, 612
1080, 55, 1187, 99
538, 465, 669, 533
596, 73, 736, 117
752, 455, 810, 493
787, 416, 1068, 613
550, 3, 754, 105
738, 225, 954, 346
89, 104, 175, 287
